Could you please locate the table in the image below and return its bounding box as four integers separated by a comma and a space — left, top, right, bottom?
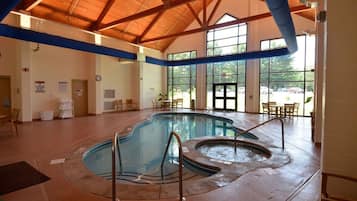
0, 114, 8, 120
269, 105, 285, 117
160, 100, 172, 109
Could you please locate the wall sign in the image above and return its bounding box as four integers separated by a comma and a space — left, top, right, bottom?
34, 81, 45, 93
58, 81, 68, 93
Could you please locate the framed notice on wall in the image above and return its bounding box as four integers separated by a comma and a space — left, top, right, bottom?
34, 81, 45, 93
58, 81, 68, 93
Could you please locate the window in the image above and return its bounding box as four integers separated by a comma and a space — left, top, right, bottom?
259, 35, 316, 116
206, 14, 247, 111
167, 51, 196, 108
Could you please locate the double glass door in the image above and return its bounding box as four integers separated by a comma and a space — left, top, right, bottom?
213, 83, 237, 111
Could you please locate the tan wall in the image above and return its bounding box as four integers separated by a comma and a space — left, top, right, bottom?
0, 37, 19, 109
165, 0, 315, 112
321, 0, 357, 199
31, 44, 91, 119
101, 56, 136, 112
0, 12, 165, 119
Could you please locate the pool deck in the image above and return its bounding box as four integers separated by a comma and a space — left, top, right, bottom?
0, 109, 321, 201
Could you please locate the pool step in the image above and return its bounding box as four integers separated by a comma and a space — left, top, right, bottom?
97, 164, 204, 184
117, 168, 204, 184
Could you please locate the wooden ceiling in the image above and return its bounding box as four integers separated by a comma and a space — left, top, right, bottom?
15, 0, 315, 51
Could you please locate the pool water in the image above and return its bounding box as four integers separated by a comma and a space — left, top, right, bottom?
197, 140, 271, 163
83, 113, 257, 183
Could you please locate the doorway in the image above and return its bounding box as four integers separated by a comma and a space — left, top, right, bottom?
213, 83, 237, 111
0, 76, 11, 116
71, 80, 88, 117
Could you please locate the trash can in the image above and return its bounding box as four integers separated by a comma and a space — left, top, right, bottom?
190, 99, 195, 110
40, 111, 54, 121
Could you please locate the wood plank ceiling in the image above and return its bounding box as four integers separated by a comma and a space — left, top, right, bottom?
15, 0, 314, 51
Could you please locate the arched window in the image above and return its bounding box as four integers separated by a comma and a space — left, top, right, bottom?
206, 14, 247, 111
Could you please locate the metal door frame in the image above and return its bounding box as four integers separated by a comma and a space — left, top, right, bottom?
213, 83, 237, 111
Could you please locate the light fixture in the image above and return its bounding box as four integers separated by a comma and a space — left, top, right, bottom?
94, 33, 102, 45
139, 46, 144, 54
300, 0, 318, 8
20, 14, 31, 29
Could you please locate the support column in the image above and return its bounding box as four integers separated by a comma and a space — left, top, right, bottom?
17, 41, 32, 121
88, 54, 103, 114
313, 0, 326, 143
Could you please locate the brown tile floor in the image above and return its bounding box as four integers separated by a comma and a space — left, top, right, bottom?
0, 110, 321, 201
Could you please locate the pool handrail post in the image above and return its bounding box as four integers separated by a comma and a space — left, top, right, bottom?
234, 117, 285, 152
112, 132, 123, 201
160, 131, 184, 201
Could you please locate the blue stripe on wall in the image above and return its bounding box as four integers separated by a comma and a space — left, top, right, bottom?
146, 48, 290, 66
0, 24, 137, 60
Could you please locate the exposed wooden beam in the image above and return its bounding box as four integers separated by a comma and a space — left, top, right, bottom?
35, 4, 139, 38
186, 3, 202, 26
203, 0, 207, 25
138, 10, 165, 42
98, 0, 194, 31
22, 0, 42, 11
39, 3, 93, 22
207, 0, 221, 25
141, 5, 312, 43
68, 0, 80, 15
91, 0, 115, 30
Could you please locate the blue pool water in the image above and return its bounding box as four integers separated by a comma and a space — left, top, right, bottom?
83, 113, 257, 182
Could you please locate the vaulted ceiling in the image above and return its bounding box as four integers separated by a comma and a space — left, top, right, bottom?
14, 0, 315, 51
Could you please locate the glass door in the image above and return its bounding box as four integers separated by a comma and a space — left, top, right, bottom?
213, 83, 237, 111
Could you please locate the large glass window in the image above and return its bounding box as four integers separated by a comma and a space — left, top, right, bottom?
206, 14, 247, 111
259, 35, 316, 116
167, 51, 196, 108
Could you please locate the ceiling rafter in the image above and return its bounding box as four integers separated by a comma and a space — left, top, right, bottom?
34, 4, 139, 38
97, 0, 195, 31
68, 0, 80, 15
91, 0, 115, 30
203, 0, 207, 25
207, 0, 221, 25
141, 5, 312, 44
137, 10, 165, 43
20, 0, 42, 11
186, 3, 202, 26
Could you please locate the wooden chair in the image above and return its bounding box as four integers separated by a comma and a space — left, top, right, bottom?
176, 98, 183, 108
284, 103, 295, 117
152, 99, 160, 110
171, 99, 178, 108
11, 109, 19, 135
293, 102, 300, 116
113, 99, 123, 112
125, 99, 137, 111
267, 102, 277, 115
0, 109, 19, 135
262, 103, 269, 114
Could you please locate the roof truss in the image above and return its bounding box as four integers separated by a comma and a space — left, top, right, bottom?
97, 0, 195, 31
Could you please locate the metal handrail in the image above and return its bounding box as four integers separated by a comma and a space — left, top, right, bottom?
234, 117, 285, 151
112, 132, 123, 201
160, 131, 184, 201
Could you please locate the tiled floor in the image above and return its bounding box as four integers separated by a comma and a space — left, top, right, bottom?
0, 110, 321, 201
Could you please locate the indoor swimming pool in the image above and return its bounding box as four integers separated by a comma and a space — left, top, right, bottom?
83, 112, 258, 184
